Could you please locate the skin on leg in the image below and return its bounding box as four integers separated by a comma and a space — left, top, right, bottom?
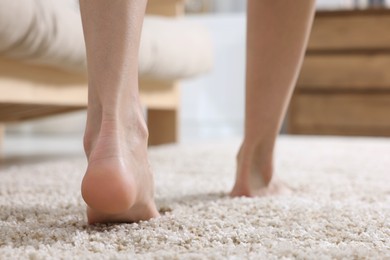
231, 0, 316, 197
79, 0, 159, 224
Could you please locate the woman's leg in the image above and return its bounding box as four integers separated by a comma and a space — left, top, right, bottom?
231, 0, 316, 196
79, 0, 159, 224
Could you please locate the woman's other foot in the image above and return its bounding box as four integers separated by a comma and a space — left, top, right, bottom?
230, 142, 291, 197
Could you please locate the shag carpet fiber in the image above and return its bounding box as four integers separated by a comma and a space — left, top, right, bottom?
0, 136, 389, 259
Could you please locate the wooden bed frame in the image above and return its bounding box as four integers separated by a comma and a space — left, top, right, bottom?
0, 0, 184, 146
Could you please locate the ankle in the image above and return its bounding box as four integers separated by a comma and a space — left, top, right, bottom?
83, 103, 148, 159
237, 139, 275, 184
99, 114, 149, 144
239, 137, 274, 162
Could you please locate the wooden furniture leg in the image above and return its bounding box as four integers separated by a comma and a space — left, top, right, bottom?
147, 108, 179, 145
147, 0, 184, 16
139, 80, 180, 145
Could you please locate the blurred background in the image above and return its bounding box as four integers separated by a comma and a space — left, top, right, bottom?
1, 0, 390, 157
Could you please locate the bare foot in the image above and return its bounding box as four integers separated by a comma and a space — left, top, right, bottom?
230, 143, 291, 197
82, 109, 159, 224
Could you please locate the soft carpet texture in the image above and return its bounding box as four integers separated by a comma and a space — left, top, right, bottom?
0, 136, 389, 259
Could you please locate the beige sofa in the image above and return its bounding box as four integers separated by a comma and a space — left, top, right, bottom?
0, 0, 212, 146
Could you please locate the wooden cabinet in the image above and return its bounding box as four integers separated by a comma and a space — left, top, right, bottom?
288, 10, 390, 136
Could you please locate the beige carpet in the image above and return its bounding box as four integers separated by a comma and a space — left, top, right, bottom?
0, 136, 389, 259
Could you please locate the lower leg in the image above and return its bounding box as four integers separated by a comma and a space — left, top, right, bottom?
79, 0, 159, 223
231, 0, 316, 197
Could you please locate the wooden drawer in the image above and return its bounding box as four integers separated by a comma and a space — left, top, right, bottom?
308, 10, 390, 52
298, 55, 390, 90
288, 92, 390, 136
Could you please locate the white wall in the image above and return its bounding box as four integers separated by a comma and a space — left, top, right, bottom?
211, 0, 246, 13
181, 14, 246, 141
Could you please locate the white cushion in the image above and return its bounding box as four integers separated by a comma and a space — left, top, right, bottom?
0, 0, 212, 80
